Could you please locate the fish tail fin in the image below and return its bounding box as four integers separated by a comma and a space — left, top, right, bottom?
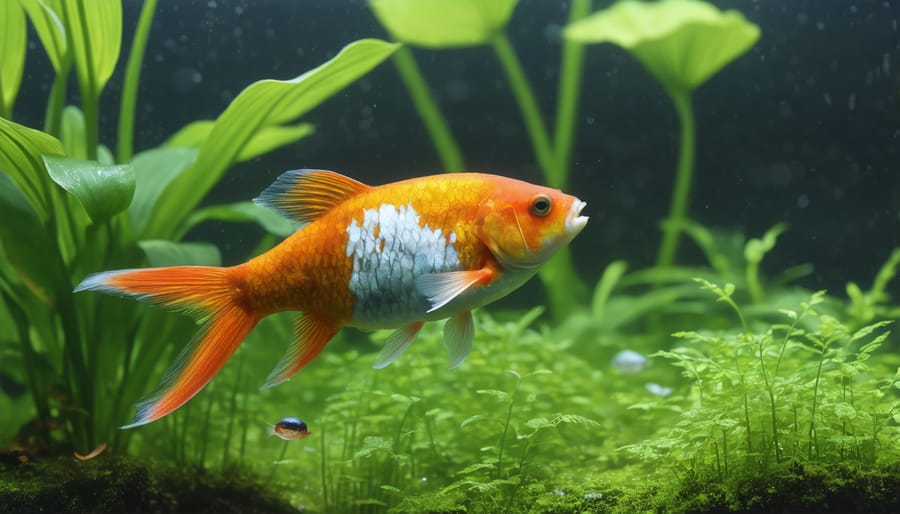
75, 266, 260, 428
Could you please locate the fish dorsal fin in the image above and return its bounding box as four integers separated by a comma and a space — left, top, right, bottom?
253, 169, 371, 226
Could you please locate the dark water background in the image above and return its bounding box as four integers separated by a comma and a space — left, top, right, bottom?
14, 0, 900, 301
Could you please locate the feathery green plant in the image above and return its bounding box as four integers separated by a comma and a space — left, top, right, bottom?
0, 0, 397, 455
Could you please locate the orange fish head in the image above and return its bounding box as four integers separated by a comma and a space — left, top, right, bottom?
477, 179, 588, 270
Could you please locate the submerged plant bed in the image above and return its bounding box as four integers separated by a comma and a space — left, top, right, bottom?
0, 453, 297, 514
528, 463, 900, 514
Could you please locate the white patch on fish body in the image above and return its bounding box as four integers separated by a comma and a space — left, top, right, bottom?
346, 203, 461, 327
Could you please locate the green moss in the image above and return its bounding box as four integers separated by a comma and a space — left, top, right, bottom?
0, 454, 297, 514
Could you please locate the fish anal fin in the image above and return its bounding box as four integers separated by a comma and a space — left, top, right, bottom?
372, 321, 424, 369
262, 312, 340, 389
416, 267, 495, 313
444, 310, 474, 368
253, 169, 371, 225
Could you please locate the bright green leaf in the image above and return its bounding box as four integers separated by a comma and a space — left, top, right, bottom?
0, 117, 65, 216
166, 120, 316, 163
138, 240, 221, 267
128, 146, 198, 236
43, 155, 134, 224
565, 0, 760, 93
60, 0, 122, 94
0, 0, 27, 115
19, 0, 68, 73
181, 202, 297, 239
142, 39, 399, 240
370, 0, 519, 48
61, 105, 87, 159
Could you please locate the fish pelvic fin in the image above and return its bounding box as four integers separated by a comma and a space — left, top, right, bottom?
262, 312, 340, 389
75, 266, 261, 428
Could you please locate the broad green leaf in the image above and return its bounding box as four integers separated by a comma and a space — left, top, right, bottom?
0, 116, 65, 216
182, 202, 297, 239
0, 1, 26, 116
61, 105, 87, 159
128, 146, 198, 236
166, 120, 316, 163
370, 0, 519, 48
143, 39, 399, 239
0, 173, 58, 301
61, 0, 122, 94
19, 0, 68, 72
43, 155, 134, 224
138, 240, 221, 267
565, 0, 760, 93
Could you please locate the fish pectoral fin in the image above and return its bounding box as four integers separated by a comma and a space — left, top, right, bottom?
262, 312, 340, 389
444, 310, 474, 368
416, 268, 495, 313
372, 321, 424, 369
253, 169, 371, 226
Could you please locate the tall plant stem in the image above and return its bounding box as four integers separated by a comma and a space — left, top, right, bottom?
490, 34, 554, 175
491, 31, 587, 319
44, 65, 70, 138
118, 0, 157, 163
656, 90, 696, 268
392, 46, 464, 171
72, 0, 99, 160
550, 0, 590, 189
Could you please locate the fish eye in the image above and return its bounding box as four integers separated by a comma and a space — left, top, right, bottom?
530, 195, 552, 217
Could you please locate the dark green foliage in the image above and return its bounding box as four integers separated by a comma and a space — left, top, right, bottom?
0, 455, 297, 514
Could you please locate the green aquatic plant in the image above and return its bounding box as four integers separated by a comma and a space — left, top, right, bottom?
624, 283, 899, 480
369, 0, 592, 319
0, 0, 397, 455
565, 0, 761, 269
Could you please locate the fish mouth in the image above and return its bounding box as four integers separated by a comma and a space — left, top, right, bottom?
566, 199, 588, 236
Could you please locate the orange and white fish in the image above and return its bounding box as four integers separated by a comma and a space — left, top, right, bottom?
76, 170, 588, 428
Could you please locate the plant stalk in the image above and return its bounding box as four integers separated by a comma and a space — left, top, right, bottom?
550, 0, 590, 189
118, 0, 158, 163
656, 89, 696, 268
392, 46, 464, 171
490, 33, 554, 175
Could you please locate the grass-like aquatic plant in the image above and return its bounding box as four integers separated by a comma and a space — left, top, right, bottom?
566, 0, 761, 269
0, 0, 397, 455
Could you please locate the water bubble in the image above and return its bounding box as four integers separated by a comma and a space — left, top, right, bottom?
848, 94, 856, 111
797, 194, 810, 209
173, 68, 203, 92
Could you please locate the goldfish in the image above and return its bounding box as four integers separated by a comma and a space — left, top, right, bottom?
270, 417, 310, 440
76, 169, 588, 428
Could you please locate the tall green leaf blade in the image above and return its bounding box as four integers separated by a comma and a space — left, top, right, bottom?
370, 0, 519, 48
166, 120, 316, 163
128, 146, 198, 236
61, 105, 87, 159
19, 0, 68, 72
138, 240, 221, 267
62, 0, 122, 92
0, 117, 65, 216
142, 38, 398, 239
0, 0, 27, 115
0, 173, 59, 302
182, 202, 298, 239
43, 156, 134, 224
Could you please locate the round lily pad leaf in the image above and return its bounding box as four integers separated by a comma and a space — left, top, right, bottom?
565, 0, 760, 93
370, 0, 519, 48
